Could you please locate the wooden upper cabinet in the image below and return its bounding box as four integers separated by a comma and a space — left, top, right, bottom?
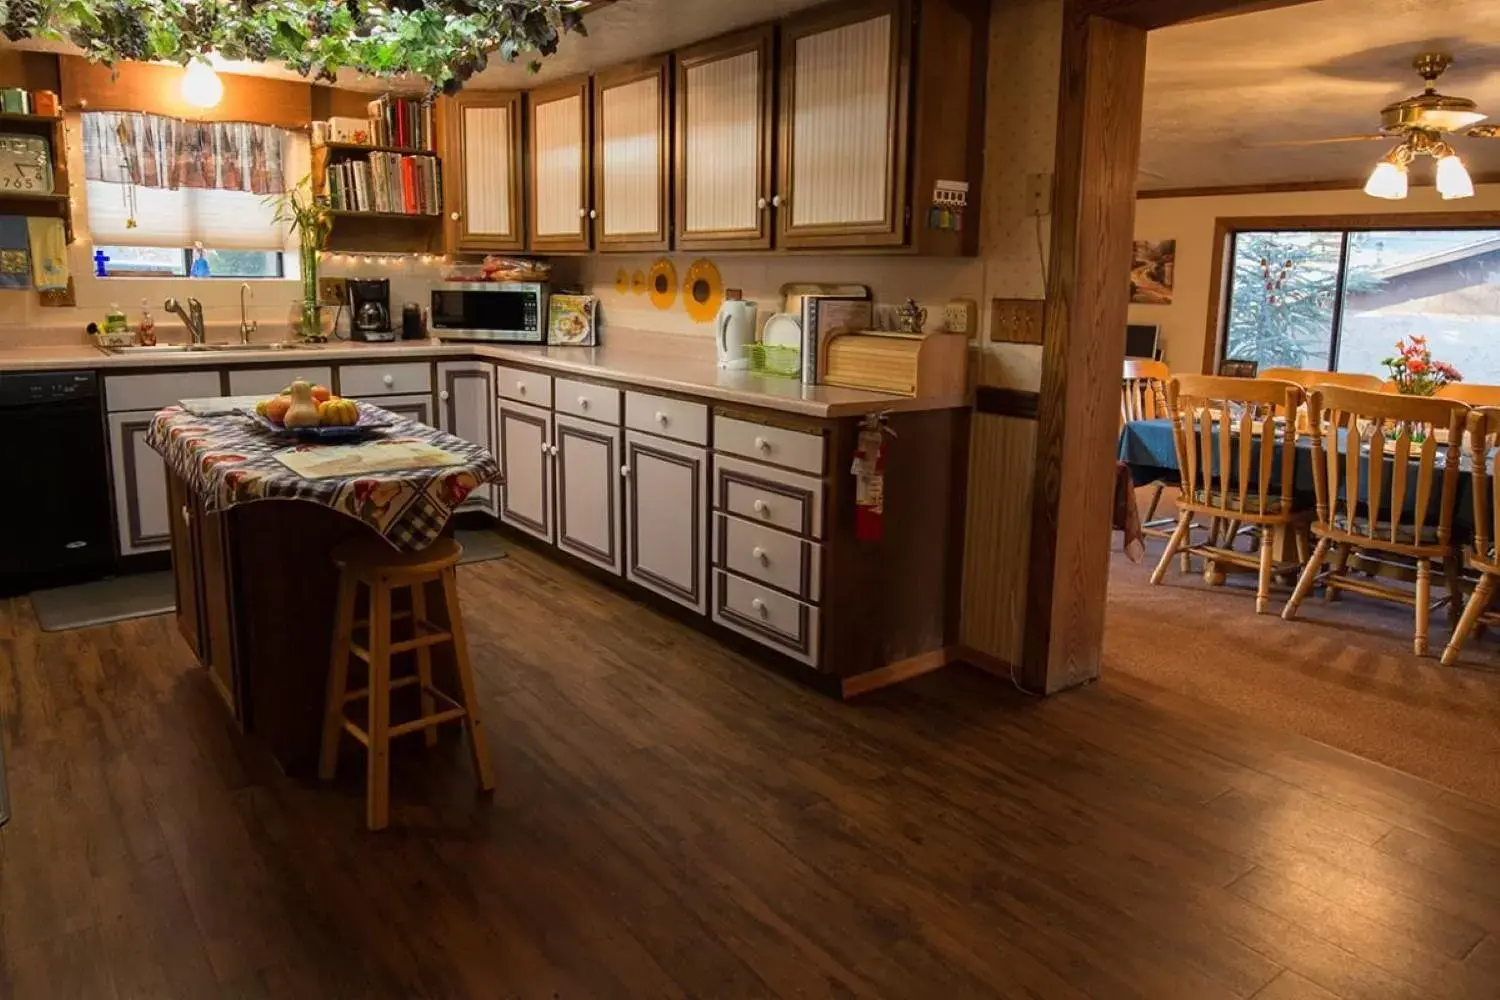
675, 28, 775, 252
528, 76, 593, 252
778, 0, 910, 249
593, 56, 671, 253
442, 91, 525, 253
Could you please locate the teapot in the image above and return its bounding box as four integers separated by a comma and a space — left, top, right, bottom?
895, 298, 928, 334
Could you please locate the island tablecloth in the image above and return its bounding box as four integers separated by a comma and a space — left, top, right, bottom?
146, 404, 501, 551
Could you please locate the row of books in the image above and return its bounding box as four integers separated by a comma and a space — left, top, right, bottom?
367, 95, 435, 151
325, 153, 442, 216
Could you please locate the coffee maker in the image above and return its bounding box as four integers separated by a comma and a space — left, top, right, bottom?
348, 278, 394, 342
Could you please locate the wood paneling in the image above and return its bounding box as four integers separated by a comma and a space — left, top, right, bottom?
60, 57, 313, 127
529, 76, 592, 252
960, 413, 1038, 668
594, 56, 671, 251
1024, 11, 1147, 693
675, 27, 775, 251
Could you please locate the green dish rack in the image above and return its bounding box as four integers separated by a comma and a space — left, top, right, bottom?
745, 343, 801, 379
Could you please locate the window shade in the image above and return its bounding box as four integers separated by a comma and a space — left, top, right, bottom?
81, 111, 297, 251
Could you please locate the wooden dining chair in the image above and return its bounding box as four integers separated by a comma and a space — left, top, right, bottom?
1259, 367, 1385, 392
1122, 358, 1176, 538
1437, 383, 1500, 406
1152, 375, 1308, 612
1282, 387, 1470, 655
1442, 407, 1500, 665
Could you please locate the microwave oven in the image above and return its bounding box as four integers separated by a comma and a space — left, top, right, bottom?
430, 281, 548, 343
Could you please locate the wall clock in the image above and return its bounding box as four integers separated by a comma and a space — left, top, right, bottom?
0, 135, 53, 195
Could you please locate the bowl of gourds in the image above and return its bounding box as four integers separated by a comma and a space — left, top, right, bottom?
249, 380, 391, 441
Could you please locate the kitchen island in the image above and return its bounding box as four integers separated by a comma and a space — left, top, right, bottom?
151, 402, 499, 770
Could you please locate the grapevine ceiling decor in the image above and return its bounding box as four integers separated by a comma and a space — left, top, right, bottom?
0, 0, 588, 95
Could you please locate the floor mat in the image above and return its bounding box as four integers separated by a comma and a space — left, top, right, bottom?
30, 571, 176, 632
456, 528, 508, 566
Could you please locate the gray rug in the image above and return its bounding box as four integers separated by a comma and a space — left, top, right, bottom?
30, 572, 176, 632
456, 528, 508, 566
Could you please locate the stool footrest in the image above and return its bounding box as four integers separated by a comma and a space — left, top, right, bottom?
343, 674, 421, 704
389, 707, 468, 739
348, 619, 452, 663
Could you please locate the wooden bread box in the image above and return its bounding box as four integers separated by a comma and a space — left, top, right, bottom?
817, 329, 968, 398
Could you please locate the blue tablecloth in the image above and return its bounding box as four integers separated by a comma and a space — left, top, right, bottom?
1118, 419, 1480, 538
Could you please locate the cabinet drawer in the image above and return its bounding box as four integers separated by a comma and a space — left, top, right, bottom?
227, 366, 333, 397
555, 377, 621, 424
625, 391, 708, 445
713, 569, 819, 667
714, 512, 820, 601
105, 371, 222, 412
337, 362, 432, 397
713, 415, 824, 474
496, 364, 553, 406
713, 454, 824, 540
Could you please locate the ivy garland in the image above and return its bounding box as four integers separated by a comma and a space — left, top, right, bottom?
0, 0, 586, 95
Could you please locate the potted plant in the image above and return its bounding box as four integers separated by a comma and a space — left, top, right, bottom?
269, 176, 332, 341
1382, 336, 1462, 395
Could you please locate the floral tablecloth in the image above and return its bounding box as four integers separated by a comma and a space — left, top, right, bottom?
146, 404, 501, 551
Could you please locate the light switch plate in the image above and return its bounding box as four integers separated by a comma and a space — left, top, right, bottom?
943, 298, 979, 339
990, 298, 1045, 345
318, 277, 348, 306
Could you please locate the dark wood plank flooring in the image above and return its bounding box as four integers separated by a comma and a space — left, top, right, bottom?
3, 543, 1500, 999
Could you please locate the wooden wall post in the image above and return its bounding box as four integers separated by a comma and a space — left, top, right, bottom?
1022, 7, 1147, 692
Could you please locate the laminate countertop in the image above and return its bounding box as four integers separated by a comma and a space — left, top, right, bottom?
0, 339, 968, 419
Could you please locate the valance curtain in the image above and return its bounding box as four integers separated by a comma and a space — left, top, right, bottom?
81, 111, 293, 251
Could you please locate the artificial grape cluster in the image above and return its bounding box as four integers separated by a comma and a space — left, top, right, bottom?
2, 0, 42, 43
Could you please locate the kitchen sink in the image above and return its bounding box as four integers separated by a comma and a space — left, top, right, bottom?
100, 341, 325, 356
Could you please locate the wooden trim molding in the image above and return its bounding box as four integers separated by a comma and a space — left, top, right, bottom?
61, 56, 315, 127
1139, 173, 1500, 200
839, 647, 955, 698
974, 386, 1040, 420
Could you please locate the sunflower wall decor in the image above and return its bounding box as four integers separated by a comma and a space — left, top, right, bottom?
683, 258, 724, 324
648, 258, 678, 311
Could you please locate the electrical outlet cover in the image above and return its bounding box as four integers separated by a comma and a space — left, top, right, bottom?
318, 277, 348, 306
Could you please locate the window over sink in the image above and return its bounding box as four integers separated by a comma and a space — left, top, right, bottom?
96, 245, 283, 279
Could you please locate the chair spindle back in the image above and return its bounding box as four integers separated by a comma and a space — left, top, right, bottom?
1122, 358, 1170, 423
1168, 375, 1302, 518
1466, 407, 1500, 561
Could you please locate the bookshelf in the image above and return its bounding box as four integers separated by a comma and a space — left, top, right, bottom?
0, 110, 72, 243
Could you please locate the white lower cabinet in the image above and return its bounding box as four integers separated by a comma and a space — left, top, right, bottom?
375, 392, 436, 427
554, 413, 622, 573
438, 362, 497, 515
498, 400, 554, 543
624, 430, 708, 612
108, 410, 173, 556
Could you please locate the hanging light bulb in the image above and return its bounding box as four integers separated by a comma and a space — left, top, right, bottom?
181, 61, 224, 109
1436, 150, 1475, 199
1364, 155, 1408, 200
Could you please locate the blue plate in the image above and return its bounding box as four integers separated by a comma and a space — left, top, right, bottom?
247, 407, 391, 442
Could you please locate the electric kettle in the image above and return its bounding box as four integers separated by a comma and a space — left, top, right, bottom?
715, 289, 756, 370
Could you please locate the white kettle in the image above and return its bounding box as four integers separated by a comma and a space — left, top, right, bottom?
715, 289, 756, 370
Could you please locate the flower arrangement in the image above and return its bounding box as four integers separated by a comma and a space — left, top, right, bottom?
268, 177, 332, 340
1381, 336, 1462, 396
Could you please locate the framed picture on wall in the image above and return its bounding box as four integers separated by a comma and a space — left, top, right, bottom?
1130, 239, 1176, 305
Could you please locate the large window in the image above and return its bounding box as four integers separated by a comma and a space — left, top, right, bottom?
97, 245, 283, 279
1221, 227, 1500, 383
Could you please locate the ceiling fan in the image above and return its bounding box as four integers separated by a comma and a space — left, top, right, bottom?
1268, 53, 1496, 200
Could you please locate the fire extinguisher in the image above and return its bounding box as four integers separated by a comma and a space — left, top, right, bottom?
852, 414, 892, 541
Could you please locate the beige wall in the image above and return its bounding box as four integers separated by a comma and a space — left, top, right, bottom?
1129, 183, 1500, 373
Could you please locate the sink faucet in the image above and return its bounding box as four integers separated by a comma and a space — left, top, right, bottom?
164, 297, 206, 345
239, 283, 258, 345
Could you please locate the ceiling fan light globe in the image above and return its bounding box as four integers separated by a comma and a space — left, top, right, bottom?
1436, 153, 1475, 199
1364, 160, 1409, 200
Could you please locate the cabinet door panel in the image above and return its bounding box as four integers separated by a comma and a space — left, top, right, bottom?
554, 414, 621, 573
625, 431, 707, 613
780, 0, 908, 248
499, 401, 553, 543
676, 28, 774, 251
595, 57, 670, 252
529, 78, 591, 251
375, 393, 435, 428
108, 410, 171, 556
444, 91, 524, 252
438, 362, 497, 515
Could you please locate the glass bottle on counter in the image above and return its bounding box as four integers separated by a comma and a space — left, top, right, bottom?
135, 298, 156, 346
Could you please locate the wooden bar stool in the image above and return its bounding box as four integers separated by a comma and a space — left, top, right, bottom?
319, 535, 495, 830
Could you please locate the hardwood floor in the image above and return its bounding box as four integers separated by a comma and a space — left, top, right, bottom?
3, 543, 1500, 999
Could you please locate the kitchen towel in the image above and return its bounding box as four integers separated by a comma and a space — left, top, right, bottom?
0, 215, 30, 288
26, 216, 68, 291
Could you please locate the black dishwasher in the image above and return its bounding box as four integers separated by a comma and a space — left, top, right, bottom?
0, 370, 115, 596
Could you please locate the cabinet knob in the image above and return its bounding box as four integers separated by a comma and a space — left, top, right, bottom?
752, 546, 768, 566
750, 598, 768, 617
440, 389, 450, 401
771, 195, 783, 208
578, 396, 590, 410
382, 374, 394, 386
578, 208, 586, 218
654, 411, 668, 425
540, 440, 550, 454
753, 436, 770, 452
549, 444, 559, 456
450, 211, 461, 222
752, 499, 769, 515
620, 465, 631, 478
589, 209, 598, 220
757, 197, 768, 210
516, 382, 527, 394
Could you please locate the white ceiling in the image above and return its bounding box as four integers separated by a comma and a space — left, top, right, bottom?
1141, 0, 1500, 190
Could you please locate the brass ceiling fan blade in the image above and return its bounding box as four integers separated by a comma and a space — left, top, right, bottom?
1462, 124, 1500, 138
1255, 134, 1391, 147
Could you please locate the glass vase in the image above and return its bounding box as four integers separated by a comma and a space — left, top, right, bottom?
299, 242, 321, 340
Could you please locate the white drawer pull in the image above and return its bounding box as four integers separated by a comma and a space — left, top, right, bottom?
382, 374, 394, 387
754, 436, 770, 452
750, 598, 768, 617
655, 411, 668, 425
549, 444, 559, 456
620, 465, 630, 478
439, 390, 450, 401
516, 382, 527, 394
578, 396, 590, 410
753, 499, 769, 516
540, 440, 550, 454
752, 546, 768, 565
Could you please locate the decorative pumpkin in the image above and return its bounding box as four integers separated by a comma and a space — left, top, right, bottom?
318, 398, 360, 427
260, 395, 293, 425
282, 381, 322, 429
